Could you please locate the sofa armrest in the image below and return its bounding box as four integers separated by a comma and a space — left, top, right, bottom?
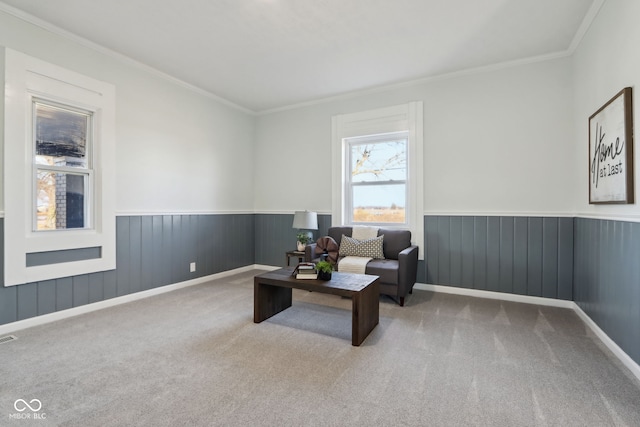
304, 243, 317, 262
397, 245, 419, 296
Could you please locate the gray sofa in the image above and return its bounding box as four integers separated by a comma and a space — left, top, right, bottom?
305, 226, 419, 306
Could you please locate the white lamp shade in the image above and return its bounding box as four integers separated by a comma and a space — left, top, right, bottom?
292, 211, 318, 230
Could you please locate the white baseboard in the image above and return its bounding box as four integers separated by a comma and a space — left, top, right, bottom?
253, 264, 281, 271
0, 265, 258, 336
413, 283, 575, 308
572, 303, 640, 382
414, 282, 640, 382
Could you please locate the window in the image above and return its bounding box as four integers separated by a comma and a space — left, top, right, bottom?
345, 132, 408, 225
332, 102, 424, 258
4, 48, 116, 286
34, 100, 93, 231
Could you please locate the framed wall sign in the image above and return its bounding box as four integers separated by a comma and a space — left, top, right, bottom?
589, 87, 634, 204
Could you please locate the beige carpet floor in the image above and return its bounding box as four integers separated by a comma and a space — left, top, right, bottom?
1, 269, 640, 426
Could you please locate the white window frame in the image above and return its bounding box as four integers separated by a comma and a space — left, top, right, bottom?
331, 102, 424, 259
4, 48, 116, 286
344, 131, 409, 227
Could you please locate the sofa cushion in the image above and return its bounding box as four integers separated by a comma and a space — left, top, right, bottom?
328, 227, 352, 246
380, 229, 412, 260
365, 259, 399, 285
338, 235, 385, 259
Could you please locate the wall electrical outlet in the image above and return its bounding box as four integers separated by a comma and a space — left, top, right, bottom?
190, 262, 196, 273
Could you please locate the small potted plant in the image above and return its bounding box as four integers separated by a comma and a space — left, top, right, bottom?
296, 232, 311, 251
315, 260, 333, 280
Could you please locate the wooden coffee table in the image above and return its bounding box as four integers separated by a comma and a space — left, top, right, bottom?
254, 268, 380, 346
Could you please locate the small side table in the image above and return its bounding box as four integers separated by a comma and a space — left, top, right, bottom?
286, 250, 306, 266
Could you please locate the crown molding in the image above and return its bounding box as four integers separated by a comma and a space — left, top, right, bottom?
0, 2, 255, 116
257, 0, 604, 115
567, 0, 606, 54
258, 51, 571, 115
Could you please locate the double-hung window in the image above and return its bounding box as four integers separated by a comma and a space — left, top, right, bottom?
345, 132, 408, 226
34, 100, 93, 231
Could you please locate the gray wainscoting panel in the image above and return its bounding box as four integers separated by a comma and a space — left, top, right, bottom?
460, 217, 475, 288
140, 216, 153, 292
129, 216, 142, 294
89, 272, 104, 304
473, 217, 488, 290
73, 274, 90, 306
56, 277, 73, 311
254, 213, 331, 267
527, 217, 543, 297
499, 217, 514, 294
114, 214, 255, 297
0, 285, 17, 325
424, 216, 573, 299
574, 218, 640, 365
17, 282, 38, 321
557, 218, 574, 301
26, 247, 101, 267
116, 216, 131, 297
37, 280, 57, 316
486, 216, 501, 292
513, 217, 528, 295
0, 214, 255, 326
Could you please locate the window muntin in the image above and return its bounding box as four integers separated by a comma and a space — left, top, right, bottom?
33, 100, 93, 231
346, 132, 408, 225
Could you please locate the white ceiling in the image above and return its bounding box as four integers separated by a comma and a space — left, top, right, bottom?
0, 0, 600, 113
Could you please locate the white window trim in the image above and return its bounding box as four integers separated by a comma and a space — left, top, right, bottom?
4, 48, 116, 286
331, 102, 424, 259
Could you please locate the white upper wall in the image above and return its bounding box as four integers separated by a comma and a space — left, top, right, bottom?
254, 57, 575, 216
572, 0, 640, 220
0, 9, 255, 215
7, 1, 633, 219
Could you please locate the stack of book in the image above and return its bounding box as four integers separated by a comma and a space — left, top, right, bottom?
295, 263, 317, 279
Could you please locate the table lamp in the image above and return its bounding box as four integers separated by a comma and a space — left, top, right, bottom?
292, 210, 318, 251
